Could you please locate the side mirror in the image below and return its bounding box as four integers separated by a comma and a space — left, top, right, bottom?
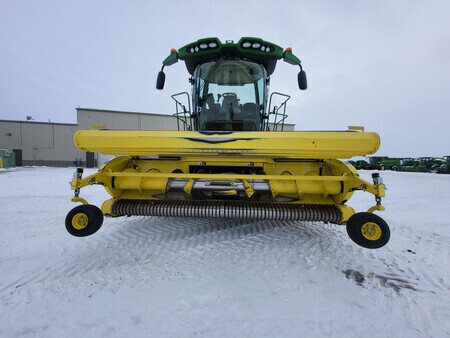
156, 71, 166, 90
298, 70, 307, 90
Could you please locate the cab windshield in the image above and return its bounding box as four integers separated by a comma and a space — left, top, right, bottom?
194, 59, 266, 131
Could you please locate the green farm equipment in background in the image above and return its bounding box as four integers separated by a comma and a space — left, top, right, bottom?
367, 157, 402, 171
396, 158, 427, 172
352, 156, 450, 174
348, 160, 370, 170
436, 156, 450, 174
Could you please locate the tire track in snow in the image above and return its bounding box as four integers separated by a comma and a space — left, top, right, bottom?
1, 217, 339, 293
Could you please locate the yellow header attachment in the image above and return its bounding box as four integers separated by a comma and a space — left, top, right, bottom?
74, 130, 380, 159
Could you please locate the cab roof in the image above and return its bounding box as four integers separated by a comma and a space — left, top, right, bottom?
162, 37, 302, 76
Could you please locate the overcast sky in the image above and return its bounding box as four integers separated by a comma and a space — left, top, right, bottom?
1, 0, 449, 156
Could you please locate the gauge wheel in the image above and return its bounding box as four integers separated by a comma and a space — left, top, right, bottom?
65, 204, 104, 237
346, 212, 390, 249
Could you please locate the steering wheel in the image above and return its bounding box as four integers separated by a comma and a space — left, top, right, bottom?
222, 92, 237, 97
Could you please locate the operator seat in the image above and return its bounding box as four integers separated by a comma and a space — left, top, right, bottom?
204, 93, 220, 113
221, 95, 239, 115
238, 102, 261, 130
200, 93, 221, 131
241, 102, 259, 117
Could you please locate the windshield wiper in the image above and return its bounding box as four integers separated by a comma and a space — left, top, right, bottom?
198, 55, 226, 95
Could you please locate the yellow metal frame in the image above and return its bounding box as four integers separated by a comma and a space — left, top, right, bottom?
70, 129, 386, 224
74, 129, 380, 158
70, 157, 386, 223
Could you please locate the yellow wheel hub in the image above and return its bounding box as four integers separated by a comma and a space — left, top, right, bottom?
72, 213, 89, 230
361, 222, 382, 241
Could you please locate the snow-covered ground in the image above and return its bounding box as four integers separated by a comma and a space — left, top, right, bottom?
0, 167, 449, 337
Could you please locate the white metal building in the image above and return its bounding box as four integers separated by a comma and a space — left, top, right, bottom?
76, 108, 179, 131
0, 108, 295, 168
0, 120, 82, 167
0, 108, 179, 167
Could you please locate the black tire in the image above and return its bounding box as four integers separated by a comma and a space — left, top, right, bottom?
346, 212, 390, 249
65, 204, 104, 237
